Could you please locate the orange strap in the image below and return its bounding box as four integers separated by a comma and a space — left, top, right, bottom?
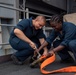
40, 53, 76, 74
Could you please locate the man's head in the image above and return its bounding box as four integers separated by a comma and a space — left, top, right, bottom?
50, 14, 63, 31
33, 16, 46, 30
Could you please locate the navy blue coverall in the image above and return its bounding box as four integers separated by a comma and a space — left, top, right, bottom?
9, 18, 45, 61
46, 22, 76, 60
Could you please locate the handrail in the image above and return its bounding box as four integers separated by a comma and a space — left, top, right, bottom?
0, 4, 52, 46
0, 43, 9, 45
0, 24, 15, 27
0, 4, 51, 17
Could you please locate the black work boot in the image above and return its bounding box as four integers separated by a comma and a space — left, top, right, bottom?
11, 54, 23, 65
29, 56, 37, 64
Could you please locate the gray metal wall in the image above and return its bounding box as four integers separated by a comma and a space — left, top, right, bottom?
0, 0, 18, 56
43, 0, 67, 11
25, 0, 67, 16
67, 0, 76, 13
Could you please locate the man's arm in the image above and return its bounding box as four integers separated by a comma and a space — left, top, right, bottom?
52, 45, 65, 53
48, 45, 65, 56
14, 28, 36, 49
39, 38, 48, 55
38, 38, 48, 51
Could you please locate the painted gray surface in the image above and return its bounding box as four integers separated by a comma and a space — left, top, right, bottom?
43, 0, 67, 10
68, 0, 76, 13
0, 0, 18, 56
0, 55, 75, 75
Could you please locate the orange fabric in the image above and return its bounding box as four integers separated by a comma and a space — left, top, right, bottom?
40, 53, 76, 74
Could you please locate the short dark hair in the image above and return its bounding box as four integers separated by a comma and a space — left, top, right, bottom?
35, 16, 46, 24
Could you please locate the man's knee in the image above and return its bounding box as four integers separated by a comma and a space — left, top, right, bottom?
68, 40, 76, 48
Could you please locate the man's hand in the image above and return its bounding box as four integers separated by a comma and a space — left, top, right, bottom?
29, 42, 37, 50
43, 49, 48, 56
48, 50, 54, 56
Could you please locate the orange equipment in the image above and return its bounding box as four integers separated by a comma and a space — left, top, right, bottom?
40, 53, 76, 75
